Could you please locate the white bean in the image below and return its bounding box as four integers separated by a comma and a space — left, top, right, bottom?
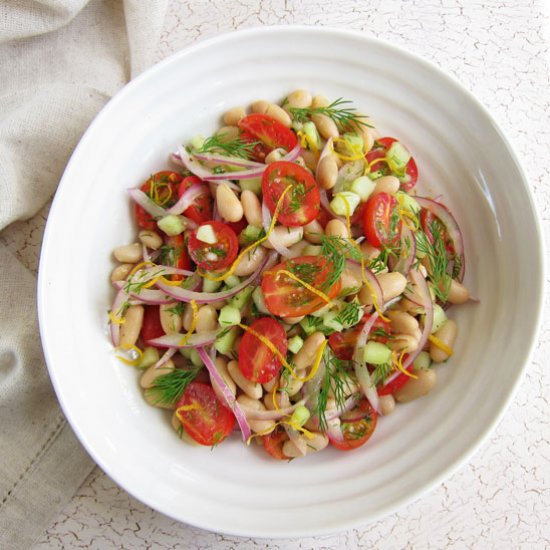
430, 319, 458, 362
311, 113, 339, 140
223, 106, 246, 126
379, 394, 396, 415
139, 359, 175, 389
283, 432, 328, 457
119, 305, 144, 347
387, 334, 420, 354
286, 89, 312, 109
195, 305, 218, 333
233, 245, 267, 276
138, 229, 163, 250
261, 226, 303, 249
110, 263, 133, 283
386, 311, 420, 337
159, 302, 183, 334
216, 183, 243, 223
293, 332, 325, 370
237, 395, 275, 434
448, 280, 470, 304
372, 176, 400, 196
227, 360, 262, 400
394, 369, 437, 403
316, 154, 339, 190
241, 189, 263, 227
210, 357, 236, 402
325, 219, 349, 239
114, 243, 142, 263
304, 219, 324, 244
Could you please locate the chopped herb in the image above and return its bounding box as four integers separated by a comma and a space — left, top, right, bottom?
334, 300, 362, 328
370, 361, 393, 387
144, 366, 202, 407
197, 133, 260, 159
166, 302, 185, 316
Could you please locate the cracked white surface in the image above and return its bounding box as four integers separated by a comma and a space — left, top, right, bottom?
23, 0, 550, 548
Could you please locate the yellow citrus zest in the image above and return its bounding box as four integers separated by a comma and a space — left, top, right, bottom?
292, 339, 328, 383
115, 343, 143, 366
200, 184, 293, 283
364, 155, 390, 175
264, 269, 332, 305
128, 260, 156, 278
152, 180, 173, 206
428, 334, 454, 356
158, 274, 191, 287
271, 383, 281, 413
179, 299, 198, 346
245, 419, 314, 446
108, 310, 126, 325
175, 403, 201, 423
398, 207, 420, 231
330, 137, 364, 161
393, 350, 418, 379
297, 129, 319, 154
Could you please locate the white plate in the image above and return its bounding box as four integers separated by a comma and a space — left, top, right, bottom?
38, 27, 544, 537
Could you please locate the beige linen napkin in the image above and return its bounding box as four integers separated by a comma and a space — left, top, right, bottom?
0, 1, 168, 548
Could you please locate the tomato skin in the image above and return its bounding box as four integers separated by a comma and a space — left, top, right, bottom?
175, 381, 235, 446
261, 256, 341, 318
262, 161, 320, 227
177, 176, 213, 225
135, 171, 183, 230
329, 399, 377, 451
261, 428, 291, 460
366, 137, 418, 192
239, 317, 287, 383
140, 305, 165, 341
163, 234, 191, 281
238, 114, 298, 162
187, 221, 238, 271
377, 362, 413, 396
420, 209, 455, 256
363, 192, 399, 248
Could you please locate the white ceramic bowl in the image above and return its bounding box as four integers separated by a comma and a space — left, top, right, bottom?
38, 27, 544, 537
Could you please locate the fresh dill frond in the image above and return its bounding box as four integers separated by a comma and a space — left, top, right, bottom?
166, 302, 185, 316
370, 362, 393, 387
319, 235, 362, 291
144, 366, 202, 407
286, 259, 321, 285
334, 300, 363, 328
289, 98, 373, 131
197, 133, 260, 159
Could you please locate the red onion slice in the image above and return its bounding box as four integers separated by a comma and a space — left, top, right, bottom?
128, 188, 167, 219
261, 201, 291, 257
109, 288, 129, 347
352, 312, 381, 413
112, 283, 173, 305
197, 347, 251, 442
166, 183, 207, 215
202, 166, 267, 181
153, 347, 176, 369
147, 330, 219, 349
281, 142, 302, 162
415, 196, 466, 282
192, 151, 264, 168
284, 425, 308, 455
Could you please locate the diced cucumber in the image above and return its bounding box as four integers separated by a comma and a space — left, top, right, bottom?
363, 341, 392, 365
300, 316, 322, 336
218, 305, 241, 327
230, 286, 255, 311
289, 404, 310, 427
203, 277, 222, 293
188, 349, 203, 367
309, 303, 332, 318
302, 245, 322, 256
137, 346, 160, 369
215, 327, 239, 356
196, 224, 217, 244
342, 132, 364, 153
396, 190, 420, 213
302, 121, 323, 151
386, 141, 411, 173
330, 191, 360, 216
252, 286, 269, 314
430, 304, 448, 333
239, 178, 262, 195
287, 335, 304, 354
413, 350, 431, 371
157, 215, 186, 236
322, 311, 344, 333
189, 135, 205, 150
224, 275, 241, 289
239, 225, 263, 245
350, 176, 375, 202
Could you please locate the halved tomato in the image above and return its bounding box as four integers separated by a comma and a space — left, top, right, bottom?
161, 234, 191, 281
366, 137, 418, 191
363, 192, 400, 248
140, 305, 165, 341
239, 317, 287, 383
177, 175, 213, 225
187, 220, 238, 271
377, 359, 413, 396
238, 114, 298, 162
420, 209, 455, 256
329, 399, 377, 451
261, 255, 341, 317
175, 381, 235, 446
261, 427, 291, 460
135, 171, 182, 230
262, 161, 320, 227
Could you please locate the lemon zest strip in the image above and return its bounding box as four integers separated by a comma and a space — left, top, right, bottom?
115, 343, 143, 366
264, 269, 332, 305
428, 334, 454, 356
330, 137, 365, 161
179, 300, 198, 346
245, 419, 315, 446
392, 350, 418, 380
108, 310, 126, 325
200, 184, 293, 283
175, 404, 202, 425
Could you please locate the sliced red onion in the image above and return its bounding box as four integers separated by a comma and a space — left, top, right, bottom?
415, 196, 465, 282
281, 142, 302, 162
109, 288, 128, 347
128, 188, 168, 219
156, 253, 269, 303
202, 166, 266, 181
324, 395, 360, 421
325, 416, 345, 444
352, 312, 381, 413
261, 201, 291, 257
362, 266, 386, 308
284, 425, 308, 456
197, 346, 251, 442
317, 137, 333, 164
173, 146, 240, 191
393, 224, 417, 275
238, 400, 306, 421
113, 285, 173, 305
192, 151, 264, 168
153, 347, 176, 369
147, 330, 219, 349
166, 183, 207, 215
141, 243, 150, 263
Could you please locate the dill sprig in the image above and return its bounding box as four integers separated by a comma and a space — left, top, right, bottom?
370, 362, 393, 387
197, 133, 260, 159
144, 366, 202, 407
334, 299, 363, 328
319, 235, 362, 291
289, 97, 373, 131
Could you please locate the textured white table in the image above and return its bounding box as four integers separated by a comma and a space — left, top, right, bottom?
20, 1, 550, 548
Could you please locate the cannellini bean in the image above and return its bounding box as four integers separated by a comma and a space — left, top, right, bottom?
386, 311, 419, 337
182, 303, 195, 331
143, 388, 174, 409
113, 243, 142, 263
397, 297, 425, 315
216, 125, 240, 141
159, 302, 183, 334
140, 359, 175, 389
237, 395, 275, 434
227, 360, 262, 399
286, 239, 310, 259
110, 263, 133, 283
266, 104, 292, 127
372, 175, 400, 196
394, 369, 437, 403
195, 305, 218, 333
262, 375, 279, 394
119, 305, 144, 347
282, 315, 305, 325
430, 319, 458, 362
311, 113, 339, 140
325, 219, 349, 239
279, 370, 304, 398
170, 412, 199, 445
358, 122, 376, 153
216, 183, 243, 223
360, 241, 380, 262
240, 189, 263, 227
211, 356, 236, 402
251, 99, 270, 113
339, 264, 363, 293
233, 245, 267, 276
387, 334, 420, 354
301, 150, 318, 172
265, 148, 286, 163
316, 154, 339, 190
283, 432, 329, 457
261, 226, 303, 249
293, 332, 325, 370
138, 229, 163, 250
311, 94, 329, 109
359, 272, 407, 305
223, 106, 246, 126
448, 280, 470, 304
304, 219, 324, 244
379, 394, 396, 415
263, 389, 290, 410
286, 89, 312, 109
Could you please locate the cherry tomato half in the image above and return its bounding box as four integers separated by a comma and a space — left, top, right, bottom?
177, 176, 213, 225
262, 161, 320, 227
135, 171, 183, 230
420, 209, 455, 256
329, 399, 377, 451
161, 234, 191, 281
239, 317, 287, 383
140, 305, 165, 341
377, 359, 414, 396
238, 114, 298, 162
187, 221, 238, 272
175, 381, 235, 446
366, 137, 418, 192
363, 192, 400, 248
261, 428, 291, 460
261, 256, 341, 317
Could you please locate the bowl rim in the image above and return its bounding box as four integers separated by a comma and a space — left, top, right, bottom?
37, 25, 546, 537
